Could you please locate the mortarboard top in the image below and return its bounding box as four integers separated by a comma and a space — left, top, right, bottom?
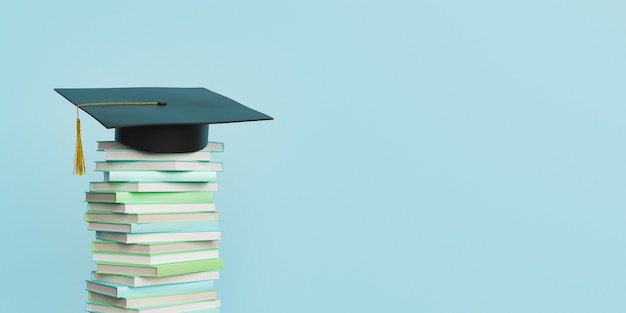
55, 87, 273, 153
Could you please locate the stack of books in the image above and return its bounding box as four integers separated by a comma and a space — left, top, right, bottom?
85, 141, 224, 313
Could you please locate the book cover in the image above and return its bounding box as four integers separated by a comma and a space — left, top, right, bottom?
96, 258, 224, 277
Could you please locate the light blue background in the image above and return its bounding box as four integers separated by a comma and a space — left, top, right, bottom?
1, 1, 626, 312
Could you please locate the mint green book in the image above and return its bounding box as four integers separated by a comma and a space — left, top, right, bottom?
104, 171, 218, 183
88, 290, 216, 309
96, 259, 224, 277
85, 191, 213, 204
87, 279, 215, 298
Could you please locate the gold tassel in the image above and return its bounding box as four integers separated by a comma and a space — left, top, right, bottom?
72, 101, 163, 175
74, 110, 86, 175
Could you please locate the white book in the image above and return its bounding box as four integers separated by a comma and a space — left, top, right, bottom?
93, 249, 220, 265
91, 270, 220, 287
87, 299, 220, 313
98, 141, 224, 152
88, 203, 216, 214
88, 292, 218, 310
90, 182, 218, 192
103, 150, 212, 161
104, 170, 217, 182
96, 231, 221, 244
88, 220, 218, 233
87, 212, 219, 224
93, 240, 219, 254
96, 161, 222, 171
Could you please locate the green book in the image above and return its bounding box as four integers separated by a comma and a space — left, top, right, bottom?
88, 290, 217, 309
96, 259, 224, 277
85, 191, 213, 204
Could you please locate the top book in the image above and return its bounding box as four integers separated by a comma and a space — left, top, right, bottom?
98, 141, 224, 152
102, 151, 212, 162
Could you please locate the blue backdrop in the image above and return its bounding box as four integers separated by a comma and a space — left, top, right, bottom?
1, 1, 626, 312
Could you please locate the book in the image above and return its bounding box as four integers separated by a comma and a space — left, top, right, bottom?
92, 241, 219, 254
98, 141, 224, 152
89, 182, 217, 192
86, 299, 220, 313
93, 249, 219, 265
85, 191, 213, 204
104, 171, 217, 183
184, 308, 221, 313
96, 259, 224, 277
87, 212, 219, 224
88, 220, 219, 233
102, 150, 212, 161
88, 203, 216, 214
87, 279, 215, 298
90, 182, 218, 192
88, 290, 217, 308
96, 231, 221, 244
91, 271, 220, 287
96, 161, 223, 171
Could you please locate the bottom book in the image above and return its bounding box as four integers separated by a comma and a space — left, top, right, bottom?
87, 299, 220, 313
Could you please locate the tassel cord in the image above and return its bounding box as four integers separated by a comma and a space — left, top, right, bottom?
72, 101, 162, 175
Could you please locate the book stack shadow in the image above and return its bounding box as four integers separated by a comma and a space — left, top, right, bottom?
85, 141, 224, 313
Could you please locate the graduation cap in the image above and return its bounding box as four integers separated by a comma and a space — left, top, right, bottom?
55, 87, 273, 175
